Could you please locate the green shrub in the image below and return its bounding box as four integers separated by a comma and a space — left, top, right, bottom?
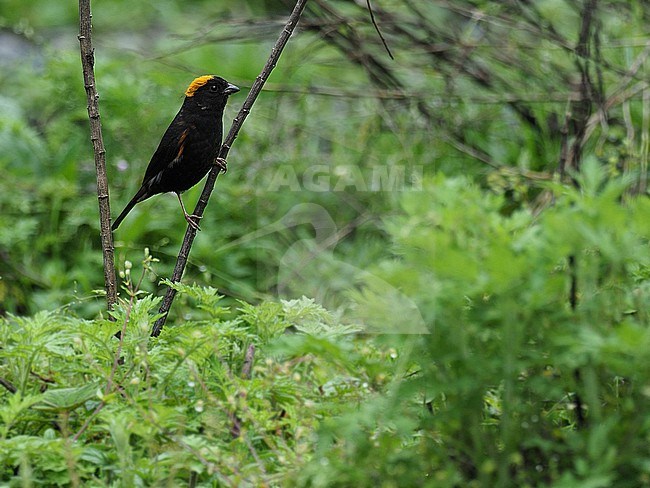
0, 280, 379, 485
298, 163, 650, 487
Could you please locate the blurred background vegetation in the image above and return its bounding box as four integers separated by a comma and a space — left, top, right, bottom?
2, 0, 420, 317
2, 0, 650, 486
1, 0, 646, 316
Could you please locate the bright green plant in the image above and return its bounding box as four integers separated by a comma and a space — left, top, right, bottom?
0, 251, 384, 485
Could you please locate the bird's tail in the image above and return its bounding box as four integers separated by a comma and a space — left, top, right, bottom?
111, 188, 148, 231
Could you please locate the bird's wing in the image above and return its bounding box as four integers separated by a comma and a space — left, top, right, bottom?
141, 117, 191, 185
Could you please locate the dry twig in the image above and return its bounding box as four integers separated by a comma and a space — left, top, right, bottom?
151, 0, 308, 337
78, 0, 117, 315
364, 0, 394, 60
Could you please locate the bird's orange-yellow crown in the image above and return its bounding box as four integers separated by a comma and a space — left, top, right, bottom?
185, 75, 215, 97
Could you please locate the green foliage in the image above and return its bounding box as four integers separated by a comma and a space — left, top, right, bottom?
297, 167, 650, 487
3, 170, 650, 485
0, 284, 376, 485
0, 21, 406, 314
3, 0, 650, 485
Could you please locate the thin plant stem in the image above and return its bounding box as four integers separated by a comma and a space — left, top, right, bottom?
78, 0, 118, 315
152, 0, 309, 337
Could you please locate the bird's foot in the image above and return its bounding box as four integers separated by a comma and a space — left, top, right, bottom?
184, 213, 202, 232
215, 157, 228, 174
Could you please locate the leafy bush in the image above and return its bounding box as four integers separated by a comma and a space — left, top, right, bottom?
297, 164, 650, 487
3, 167, 650, 486
0, 275, 382, 485
4, 1, 650, 485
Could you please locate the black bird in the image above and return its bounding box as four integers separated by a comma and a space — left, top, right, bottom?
111, 75, 239, 231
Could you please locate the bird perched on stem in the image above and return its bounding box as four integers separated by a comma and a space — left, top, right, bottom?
111, 75, 240, 232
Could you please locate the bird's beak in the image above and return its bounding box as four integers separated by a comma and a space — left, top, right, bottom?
224, 83, 240, 95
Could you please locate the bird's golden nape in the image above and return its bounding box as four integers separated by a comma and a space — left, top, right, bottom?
111, 75, 239, 232
185, 75, 215, 97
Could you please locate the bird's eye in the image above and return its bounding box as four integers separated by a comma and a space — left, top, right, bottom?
210, 85, 218, 92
